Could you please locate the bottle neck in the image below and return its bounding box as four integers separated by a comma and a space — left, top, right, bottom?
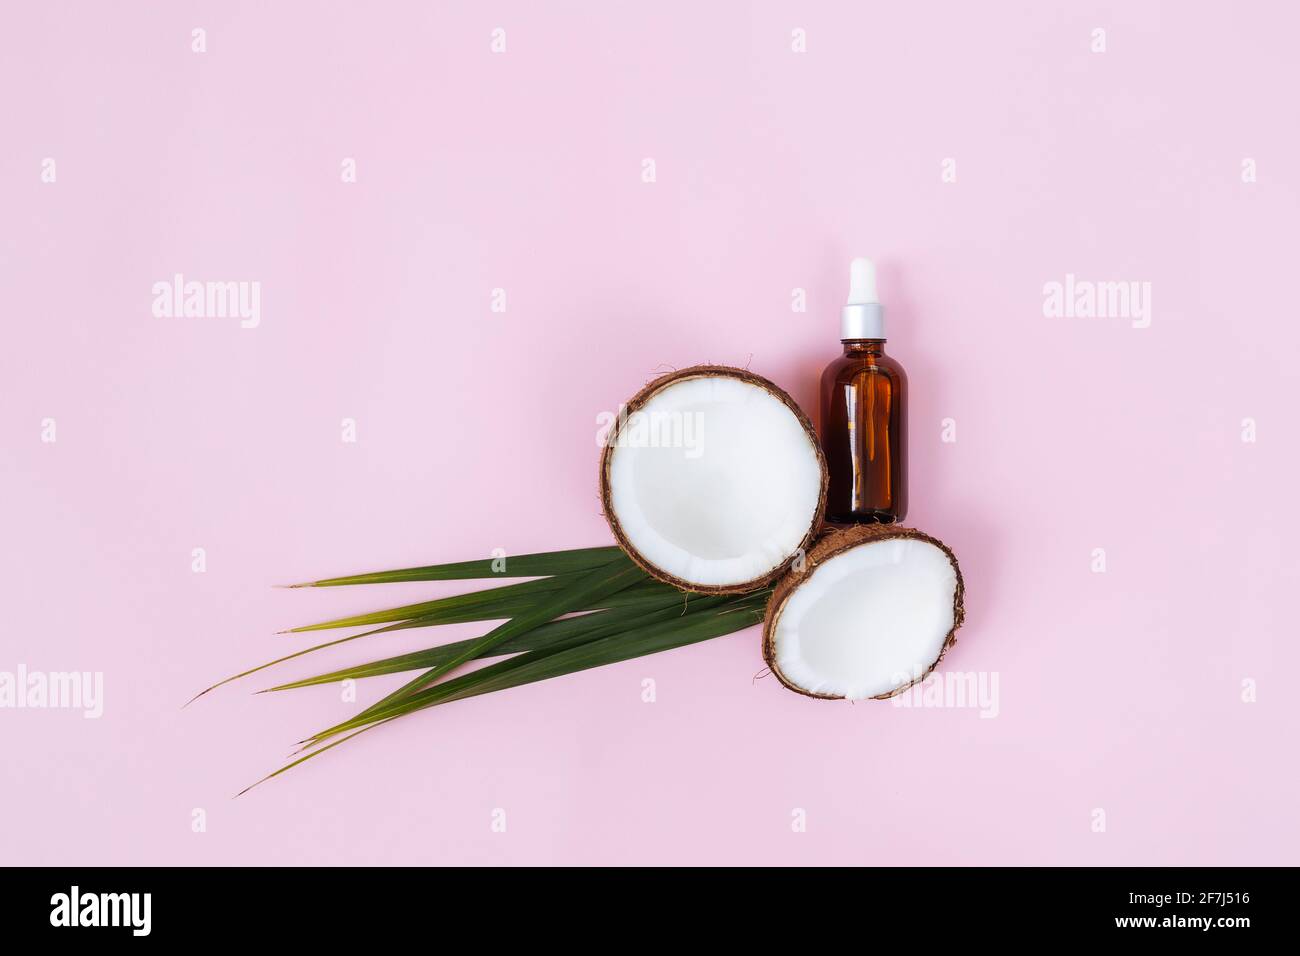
841, 338, 886, 356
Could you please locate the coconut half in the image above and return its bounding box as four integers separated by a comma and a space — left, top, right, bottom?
763, 525, 965, 699
600, 365, 826, 594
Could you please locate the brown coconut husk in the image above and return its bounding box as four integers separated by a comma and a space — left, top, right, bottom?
762, 524, 966, 700
599, 365, 828, 595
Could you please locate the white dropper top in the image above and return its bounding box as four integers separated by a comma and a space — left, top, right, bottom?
840, 257, 885, 340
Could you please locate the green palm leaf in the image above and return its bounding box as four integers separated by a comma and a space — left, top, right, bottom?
265, 592, 722, 691
308, 561, 646, 742
283, 574, 572, 633
240, 594, 766, 795
284, 545, 627, 587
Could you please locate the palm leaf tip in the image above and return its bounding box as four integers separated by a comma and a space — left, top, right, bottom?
236, 724, 387, 798
182, 686, 213, 708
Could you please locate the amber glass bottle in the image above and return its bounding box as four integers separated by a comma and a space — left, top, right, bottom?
819, 259, 908, 524
820, 339, 907, 524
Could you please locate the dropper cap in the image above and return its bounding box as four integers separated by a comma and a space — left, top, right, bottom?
840, 257, 885, 340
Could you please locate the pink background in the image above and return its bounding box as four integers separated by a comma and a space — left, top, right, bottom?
3, 1, 1297, 866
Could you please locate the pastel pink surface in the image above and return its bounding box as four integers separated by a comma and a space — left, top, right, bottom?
2, 1, 1297, 865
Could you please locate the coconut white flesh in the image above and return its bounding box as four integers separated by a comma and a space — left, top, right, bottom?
606, 375, 822, 589
772, 536, 957, 699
